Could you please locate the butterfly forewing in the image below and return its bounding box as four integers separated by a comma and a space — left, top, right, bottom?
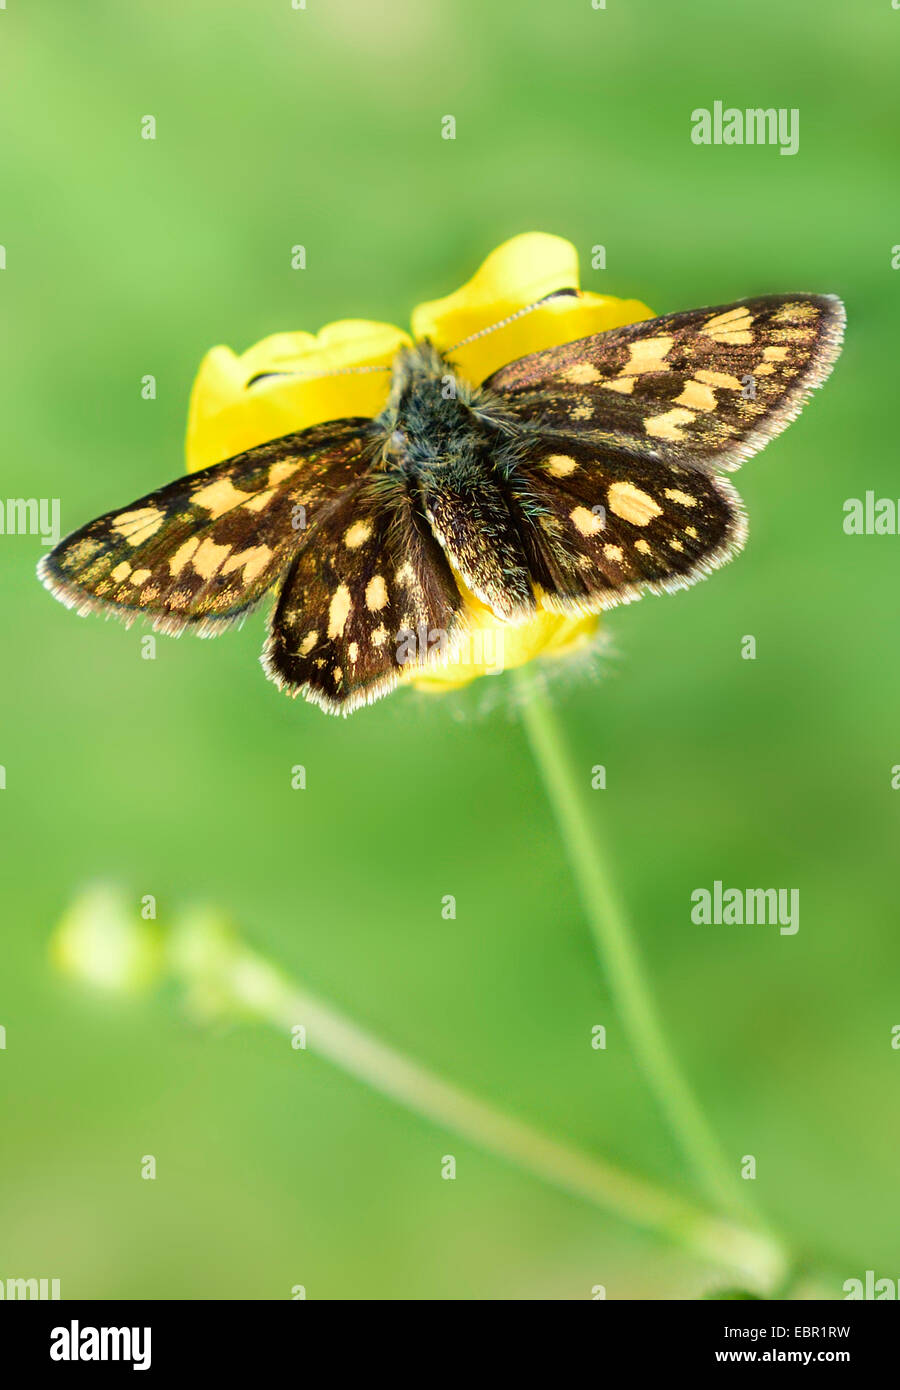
484, 295, 845, 472
39, 420, 376, 634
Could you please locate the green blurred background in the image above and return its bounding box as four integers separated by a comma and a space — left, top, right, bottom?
2, 0, 899, 1299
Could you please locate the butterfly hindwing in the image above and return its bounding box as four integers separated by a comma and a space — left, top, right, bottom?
263, 476, 463, 712
39, 420, 376, 633
506, 435, 744, 611
484, 294, 845, 472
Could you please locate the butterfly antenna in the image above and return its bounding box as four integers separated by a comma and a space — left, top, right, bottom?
444, 288, 579, 355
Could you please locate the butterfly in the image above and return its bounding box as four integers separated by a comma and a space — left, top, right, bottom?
39, 290, 844, 713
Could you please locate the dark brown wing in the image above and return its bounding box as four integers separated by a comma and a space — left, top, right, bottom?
263, 476, 463, 713
504, 435, 744, 613
484, 295, 845, 472
38, 420, 375, 634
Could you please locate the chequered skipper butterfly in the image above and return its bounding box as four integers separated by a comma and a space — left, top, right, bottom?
39, 289, 844, 713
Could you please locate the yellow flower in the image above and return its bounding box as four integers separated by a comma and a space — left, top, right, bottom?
185, 234, 654, 694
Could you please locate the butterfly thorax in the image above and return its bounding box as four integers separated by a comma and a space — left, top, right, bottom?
378, 341, 501, 478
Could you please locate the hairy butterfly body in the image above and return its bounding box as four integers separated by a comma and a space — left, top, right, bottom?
39, 293, 845, 713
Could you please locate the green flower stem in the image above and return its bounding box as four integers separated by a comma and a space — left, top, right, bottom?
514, 669, 753, 1221
172, 911, 787, 1289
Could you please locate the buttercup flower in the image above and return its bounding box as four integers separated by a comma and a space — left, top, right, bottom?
185, 234, 654, 694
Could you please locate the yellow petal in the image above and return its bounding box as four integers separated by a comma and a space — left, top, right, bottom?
412, 232, 581, 341
411, 231, 653, 382
404, 574, 599, 693
185, 320, 410, 473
